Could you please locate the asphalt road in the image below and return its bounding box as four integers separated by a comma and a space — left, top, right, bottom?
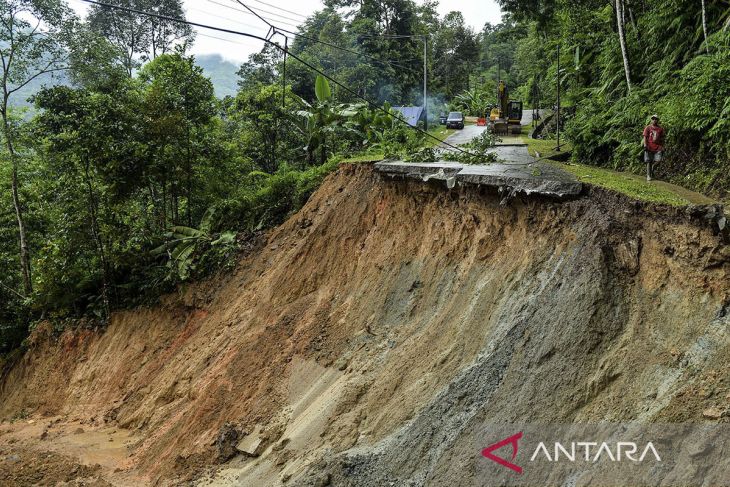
443, 122, 537, 166
378, 110, 580, 197
444, 108, 542, 142
443, 124, 488, 145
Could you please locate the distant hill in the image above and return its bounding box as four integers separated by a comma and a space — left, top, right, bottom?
7, 72, 69, 109
196, 54, 239, 99
6, 54, 239, 109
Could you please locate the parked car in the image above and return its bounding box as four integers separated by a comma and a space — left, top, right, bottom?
446, 111, 465, 129
438, 112, 448, 125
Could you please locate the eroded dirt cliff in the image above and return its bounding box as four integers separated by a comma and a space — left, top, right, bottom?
1, 164, 728, 486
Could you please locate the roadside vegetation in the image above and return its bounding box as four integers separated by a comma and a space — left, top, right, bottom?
1, 0, 729, 353
0, 0, 494, 353
454, 0, 730, 201
551, 162, 714, 207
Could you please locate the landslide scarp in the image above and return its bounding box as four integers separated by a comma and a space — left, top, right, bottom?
0, 164, 728, 486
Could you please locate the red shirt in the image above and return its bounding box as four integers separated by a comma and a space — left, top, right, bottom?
643, 124, 665, 152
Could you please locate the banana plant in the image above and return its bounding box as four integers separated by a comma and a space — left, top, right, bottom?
454, 89, 491, 117
293, 75, 336, 164
152, 207, 236, 281
294, 75, 366, 164
345, 101, 398, 146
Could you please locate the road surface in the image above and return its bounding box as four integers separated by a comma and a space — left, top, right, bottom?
443, 124, 488, 146
442, 121, 536, 166
380, 111, 579, 197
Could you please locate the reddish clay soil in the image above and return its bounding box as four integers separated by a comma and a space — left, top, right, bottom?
1, 164, 728, 485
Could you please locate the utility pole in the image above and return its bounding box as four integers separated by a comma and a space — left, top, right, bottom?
555, 44, 562, 152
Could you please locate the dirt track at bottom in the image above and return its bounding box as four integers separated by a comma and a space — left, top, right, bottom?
1, 164, 728, 486
0, 444, 108, 486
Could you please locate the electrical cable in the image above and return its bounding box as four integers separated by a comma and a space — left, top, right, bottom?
206, 0, 300, 29
188, 6, 267, 32
232, 0, 276, 30
270, 25, 423, 75
229, 0, 305, 24
274, 26, 421, 75
210, 1, 423, 74
220, 0, 422, 72
251, 0, 308, 19
197, 31, 264, 48
78, 0, 476, 156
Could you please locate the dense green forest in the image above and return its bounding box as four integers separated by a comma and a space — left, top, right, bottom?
1, 0, 729, 354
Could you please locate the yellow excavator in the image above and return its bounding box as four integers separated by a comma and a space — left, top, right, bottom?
489, 80, 523, 135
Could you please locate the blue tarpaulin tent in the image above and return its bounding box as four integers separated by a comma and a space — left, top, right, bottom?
392, 106, 426, 127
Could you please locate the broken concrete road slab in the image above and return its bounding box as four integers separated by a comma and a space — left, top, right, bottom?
235, 425, 267, 457
374, 161, 583, 199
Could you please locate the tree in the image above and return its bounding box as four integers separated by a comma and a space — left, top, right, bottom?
139, 52, 216, 227
478, 18, 529, 91
614, 0, 632, 91
88, 0, 149, 76
88, 0, 193, 76
454, 89, 491, 117
324, 0, 426, 104
701, 0, 709, 53
496, 0, 557, 28
295, 75, 359, 165
236, 43, 281, 92
34, 86, 115, 315
0, 0, 76, 295
148, 0, 193, 58
431, 12, 479, 98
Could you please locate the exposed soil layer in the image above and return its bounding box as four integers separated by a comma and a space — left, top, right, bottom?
0, 442, 110, 486
1, 164, 728, 486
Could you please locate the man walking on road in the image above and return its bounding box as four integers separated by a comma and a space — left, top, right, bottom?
643, 115, 665, 181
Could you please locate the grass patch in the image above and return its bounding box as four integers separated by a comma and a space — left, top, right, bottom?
424, 126, 457, 147
521, 132, 713, 205
521, 136, 573, 159
340, 152, 386, 163
549, 161, 715, 206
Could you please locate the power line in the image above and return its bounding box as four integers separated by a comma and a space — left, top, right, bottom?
232, 0, 276, 32
359, 34, 426, 39
206, 0, 301, 29
228, 0, 305, 24
226, 1, 422, 73
77, 0, 475, 157
81, 0, 272, 42
272, 25, 422, 76
188, 6, 268, 32
230, 1, 422, 76
251, 0, 309, 20
226, 0, 302, 28
197, 31, 264, 49
231, 4, 436, 145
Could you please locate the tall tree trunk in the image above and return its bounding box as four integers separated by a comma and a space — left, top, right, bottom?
161, 178, 167, 230
186, 124, 193, 226
2, 110, 32, 295
321, 136, 327, 166
172, 173, 179, 226
701, 0, 710, 53
615, 0, 632, 91
82, 156, 110, 317
626, 0, 641, 44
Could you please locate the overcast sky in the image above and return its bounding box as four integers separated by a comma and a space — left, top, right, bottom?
68, 0, 503, 63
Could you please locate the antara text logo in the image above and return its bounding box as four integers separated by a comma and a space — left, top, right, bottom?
481, 431, 661, 474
